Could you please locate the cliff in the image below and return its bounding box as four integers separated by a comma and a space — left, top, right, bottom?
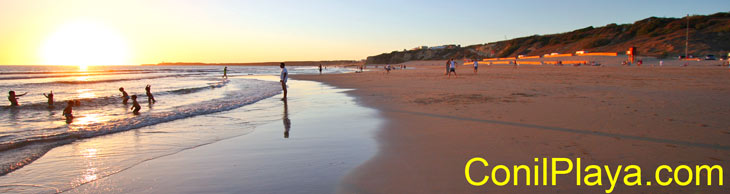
366, 12, 730, 64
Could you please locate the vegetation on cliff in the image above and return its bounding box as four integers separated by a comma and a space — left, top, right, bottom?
366, 12, 730, 64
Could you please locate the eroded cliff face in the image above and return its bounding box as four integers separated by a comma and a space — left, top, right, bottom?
367, 12, 730, 64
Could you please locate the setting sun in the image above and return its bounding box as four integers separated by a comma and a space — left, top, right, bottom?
40, 20, 130, 66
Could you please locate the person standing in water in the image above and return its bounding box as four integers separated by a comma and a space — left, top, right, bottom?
130, 95, 141, 114
145, 85, 156, 103
223, 66, 228, 79
318, 64, 323, 74
119, 87, 130, 104
43, 91, 54, 107
63, 100, 74, 123
8, 91, 27, 106
280, 63, 288, 99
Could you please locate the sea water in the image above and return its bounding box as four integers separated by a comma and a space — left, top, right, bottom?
0, 65, 353, 178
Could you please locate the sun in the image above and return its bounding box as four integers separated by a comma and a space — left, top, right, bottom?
40, 21, 131, 66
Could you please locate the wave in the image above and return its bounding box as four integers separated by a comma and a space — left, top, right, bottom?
0, 80, 230, 111
0, 79, 280, 176
50, 74, 194, 85
0, 68, 222, 81
166, 80, 229, 95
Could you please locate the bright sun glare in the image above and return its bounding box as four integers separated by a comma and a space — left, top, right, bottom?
40, 21, 130, 66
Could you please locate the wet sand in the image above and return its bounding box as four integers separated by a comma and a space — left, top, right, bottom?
295, 64, 730, 193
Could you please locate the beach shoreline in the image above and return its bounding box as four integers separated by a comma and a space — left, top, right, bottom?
0, 76, 382, 193
294, 64, 730, 193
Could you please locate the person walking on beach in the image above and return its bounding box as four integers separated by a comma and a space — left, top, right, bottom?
448, 58, 457, 78
473, 59, 479, 74
280, 63, 288, 99
63, 100, 74, 123
385, 64, 391, 74
8, 91, 27, 106
43, 91, 54, 107
119, 87, 130, 104
145, 85, 156, 103
318, 64, 323, 74
223, 66, 228, 79
130, 95, 141, 114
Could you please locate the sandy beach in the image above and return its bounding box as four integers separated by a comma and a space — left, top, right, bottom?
295, 61, 730, 193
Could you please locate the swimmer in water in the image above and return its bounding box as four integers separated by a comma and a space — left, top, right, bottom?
119, 87, 130, 104
145, 85, 156, 103
43, 90, 54, 107
63, 100, 74, 123
130, 95, 141, 114
8, 91, 28, 106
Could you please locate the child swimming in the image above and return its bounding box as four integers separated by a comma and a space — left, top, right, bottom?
119, 87, 130, 104
43, 90, 54, 107
8, 91, 28, 106
130, 95, 141, 114
145, 85, 156, 103
63, 100, 73, 123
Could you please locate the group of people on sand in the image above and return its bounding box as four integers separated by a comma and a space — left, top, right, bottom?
444, 58, 481, 77
444, 58, 483, 78
7, 84, 158, 123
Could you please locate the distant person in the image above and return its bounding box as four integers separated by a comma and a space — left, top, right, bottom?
223, 66, 228, 79
130, 95, 141, 114
318, 64, 323, 74
445, 60, 450, 75
448, 58, 457, 78
43, 90, 54, 107
473, 59, 479, 74
280, 63, 288, 99
659, 60, 663, 67
119, 87, 130, 104
145, 85, 156, 103
385, 64, 391, 74
63, 100, 74, 123
8, 91, 27, 106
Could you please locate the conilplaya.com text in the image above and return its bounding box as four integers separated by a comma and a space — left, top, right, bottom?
465, 157, 724, 193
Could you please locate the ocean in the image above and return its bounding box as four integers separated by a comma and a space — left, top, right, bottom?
0, 65, 354, 178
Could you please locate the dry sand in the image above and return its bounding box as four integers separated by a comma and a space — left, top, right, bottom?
294, 63, 730, 193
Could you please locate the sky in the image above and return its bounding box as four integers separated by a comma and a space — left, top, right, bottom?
0, 0, 727, 65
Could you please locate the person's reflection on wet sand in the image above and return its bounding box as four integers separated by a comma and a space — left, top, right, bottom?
283, 98, 291, 138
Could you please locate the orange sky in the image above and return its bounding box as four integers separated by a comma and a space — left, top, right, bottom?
1, 0, 724, 65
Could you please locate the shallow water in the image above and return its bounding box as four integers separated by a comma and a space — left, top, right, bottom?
0, 65, 355, 177
0, 77, 379, 193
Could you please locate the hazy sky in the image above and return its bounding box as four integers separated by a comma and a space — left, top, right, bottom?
0, 0, 726, 65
